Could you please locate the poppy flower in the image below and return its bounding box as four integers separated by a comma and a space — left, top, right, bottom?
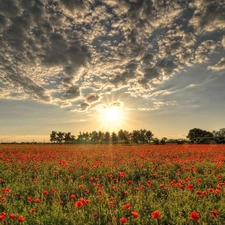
151, 210, 162, 219
211, 210, 218, 218
124, 204, 131, 210
97, 190, 103, 195
131, 211, 139, 218
18, 216, 25, 222
70, 194, 76, 199
75, 200, 84, 208
30, 208, 36, 213
0, 215, 5, 221
43, 190, 49, 195
190, 211, 200, 221
27, 197, 32, 202
10, 214, 17, 219
35, 198, 41, 203
120, 217, 128, 223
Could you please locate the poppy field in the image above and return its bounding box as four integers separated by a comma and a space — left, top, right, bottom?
0, 144, 225, 224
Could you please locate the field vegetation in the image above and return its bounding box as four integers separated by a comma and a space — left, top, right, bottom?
0, 144, 225, 224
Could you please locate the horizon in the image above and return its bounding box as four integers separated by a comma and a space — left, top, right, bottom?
0, 0, 225, 142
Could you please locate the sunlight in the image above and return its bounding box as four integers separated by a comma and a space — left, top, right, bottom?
96, 103, 126, 132
105, 107, 120, 121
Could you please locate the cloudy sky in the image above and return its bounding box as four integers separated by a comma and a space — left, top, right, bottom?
0, 0, 225, 142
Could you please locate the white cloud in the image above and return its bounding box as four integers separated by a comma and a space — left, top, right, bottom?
208, 58, 225, 71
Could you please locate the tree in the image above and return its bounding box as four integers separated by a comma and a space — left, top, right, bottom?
187, 128, 213, 143
104, 131, 110, 144
131, 130, 141, 144
145, 130, 154, 143
90, 131, 98, 144
50, 131, 57, 143
160, 137, 167, 144
56, 131, 65, 144
112, 132, 118, 144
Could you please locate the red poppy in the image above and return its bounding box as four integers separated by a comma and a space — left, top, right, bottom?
124, 204, 131, 210
211, 210, 218, 218
0, 215, 5, 221
131, 212, 139, 218
75, 200, 84, 208
35, 198, 41, 203
97, 190, 103, 195
190, 211, 200, 221
18, 216, 25, 222
30, 208, 36, 213
151, 210, 162, 219
27, 197, 32, 202
9, 214, 17, 219
43, 190, 49, 195
70, 194, 76, 199
120, 217, 128, 223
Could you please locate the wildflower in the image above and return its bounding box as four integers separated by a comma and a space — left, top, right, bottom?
30, 208, 36, 213
211, 210, 218, 218
70, 194, 76, 199
190, 211, 200, 221
131, 211, 139, 218
18, 216, 25, 222
10, 214, 17, 219
75, 200, 84, 208
120, 217, 128, 223
186, 183, 194, 191
151, 210, 162, 219
109, 202, 114, 207
127, 180, 132, 185
0, 215, 5, 221
27, 197, 32, 202
124, 204, 131, 210
35, 198, 41, 203
43, 190, 49, 195
97, 190, 103, 195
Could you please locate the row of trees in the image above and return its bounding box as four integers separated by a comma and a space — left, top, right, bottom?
50, 128, 225, 144
50, 129, 163, 144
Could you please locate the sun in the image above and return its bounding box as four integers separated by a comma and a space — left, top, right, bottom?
105, 107, 120, 121
96, 104, 126, 131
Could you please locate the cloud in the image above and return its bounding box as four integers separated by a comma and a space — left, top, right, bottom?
208, 58, 225, 71
85, 94, 100, 103
62, 86, 80, 100
222, 36, 225, 48
189, 1, 225, 33
0, 0, 224, 112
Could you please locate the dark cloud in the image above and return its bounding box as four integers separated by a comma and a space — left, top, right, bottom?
7, 72, 51, 102
62, 86, 80, 100
85, 94, 100, 103
79, 103, 89, 111
0, 0, 224, 111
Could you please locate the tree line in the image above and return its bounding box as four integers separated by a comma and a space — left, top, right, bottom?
50, 127, 225, 144
50, 129, 159, 144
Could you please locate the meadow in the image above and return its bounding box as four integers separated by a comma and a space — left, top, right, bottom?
0, 144, 225, 224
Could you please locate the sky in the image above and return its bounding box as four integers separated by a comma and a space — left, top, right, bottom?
0, 0, 225, 142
